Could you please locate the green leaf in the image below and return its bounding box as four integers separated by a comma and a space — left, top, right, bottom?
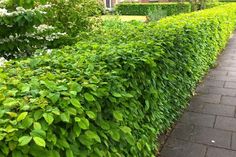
18, 136, 32, 146
120, 126, 131, 134
3, 98, 18, 108
79, 135, 94, 147
145, 100, 150, 111
112, 92, 122, 98
5, 125, 18, 133
77, 117, 89, 130
52, 108, 60, 115
67, 107, 77, 115
0, 133, 6, 141
69, 82, 82, 92
7, 90, 18, 97
98, 120, 110, 130
137, 141, 142, 151
33, 137, 46, 147
47, 93, 60, 104
17, 112, 28, 122
66, 149, 74, 157
84, 93, 95, 102
34, 110, 43, 121
70, 98, 81, 108
41, 80, 57, 91
126, 134, 135, 145
73, 124, 81, 137
86, 111, 96, 120
43, 113, 54, 125
60, 113, 70, 123
85, 130, 101, 143
12, 150, 23, 157
33, 122, 42, 130
8, 141, 16, 151
31, 129, 46, 139
21, 117, 33, 128
123, 93, 134, 98
69, 91, 77, 97
109, 129, 120, 141
113, 111, 123, 121
20, 84, 30, 92
6, 112, 17, 118
57, 138, 70, 148
49, 150, 60, 157
57, 85, 68, 91
1, 143, 9, 154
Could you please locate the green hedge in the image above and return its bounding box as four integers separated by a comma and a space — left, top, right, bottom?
205, 2, 223, 8
0, 3, 236, 157
115, 3, 191, 16
219, 0, 236, 2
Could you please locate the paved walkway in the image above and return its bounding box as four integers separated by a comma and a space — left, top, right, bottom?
160, 33, 236, 157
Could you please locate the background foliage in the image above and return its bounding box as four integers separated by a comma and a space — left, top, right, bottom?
43, 0, 103, 37
0, 0, 103, 59
115, 3, 191, 15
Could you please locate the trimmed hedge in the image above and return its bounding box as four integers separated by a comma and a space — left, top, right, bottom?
205, 2, 223, 8
115, 3, 191, 15
0, 3, 236, 157
219, 0, 236, 2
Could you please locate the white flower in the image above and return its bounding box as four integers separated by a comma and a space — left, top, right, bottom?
47, 49, 52, 54
0, 57, 8, 66
0, 8, 8, 16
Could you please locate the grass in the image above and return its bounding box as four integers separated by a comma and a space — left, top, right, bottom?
101, 15, 147, 22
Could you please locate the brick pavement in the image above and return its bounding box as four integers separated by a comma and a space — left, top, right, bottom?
160, 34, 236, 157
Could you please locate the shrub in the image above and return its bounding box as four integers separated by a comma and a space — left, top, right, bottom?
115, 3, 191, 16
0, 1, 68, 59
194, 2, 222, 10
0, 0, 103, 59
147, 7, 167, 21
204, 2, 223, 8
0, 6, 45, 59
0, 3, 235, 157
44, 0, 103, 37
219, 0, 236, 2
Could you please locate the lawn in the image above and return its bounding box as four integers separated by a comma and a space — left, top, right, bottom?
101, 15, 147, 22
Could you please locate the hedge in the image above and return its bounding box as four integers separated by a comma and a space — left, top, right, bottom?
0, 3, 236, 157
205, 2, 223, 8
219, 0, 236, 2
115, 3, 191, 16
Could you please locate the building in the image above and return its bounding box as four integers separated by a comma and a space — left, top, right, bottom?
103, 0, 159, 9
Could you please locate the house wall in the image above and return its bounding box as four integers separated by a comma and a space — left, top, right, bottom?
112, 0, 116, 6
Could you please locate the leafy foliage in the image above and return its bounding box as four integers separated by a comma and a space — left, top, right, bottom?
0, 0, 103, 59
147, 7, 167, 22
115, 3, 191, 16
219, 0, 236, 1
204, 2, 223, 8
2, 0, 49, 10
0, 3, 235, 157
190, 1, 222, 10
44, 0, 103, 37
0, 2, 67, 59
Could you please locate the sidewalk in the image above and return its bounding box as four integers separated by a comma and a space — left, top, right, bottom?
160, 33, 236, 157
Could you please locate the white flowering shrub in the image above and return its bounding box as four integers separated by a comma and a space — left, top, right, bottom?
0, 0, 103, 59
0, 57, 7, 66
0, 2, 68, 59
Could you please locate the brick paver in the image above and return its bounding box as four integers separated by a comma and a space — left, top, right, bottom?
206, 147, 236, 157
160, 34, 236, 157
